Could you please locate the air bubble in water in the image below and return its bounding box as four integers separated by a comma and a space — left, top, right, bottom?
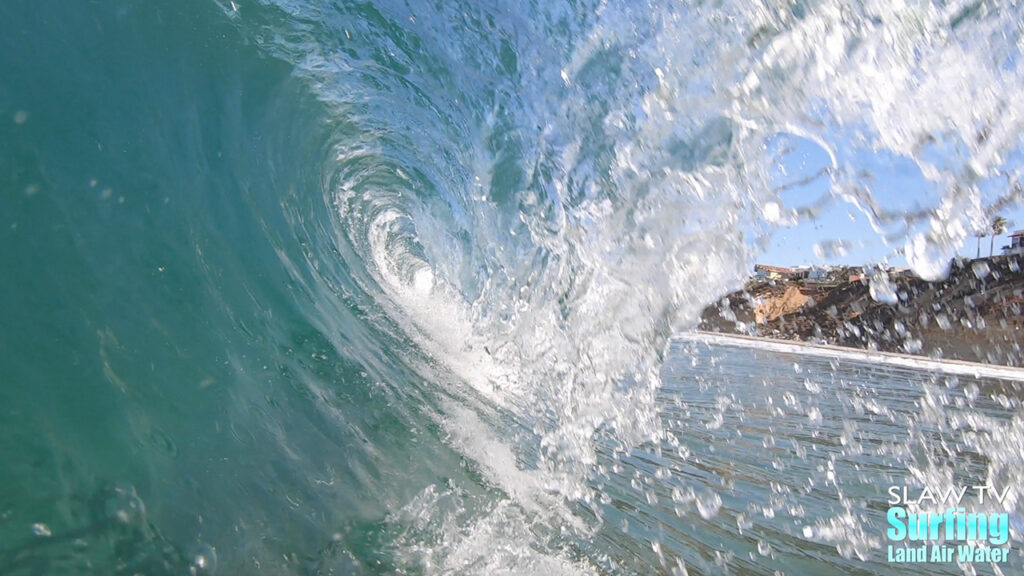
104, 483, 146, 525
189, 543, 218, 575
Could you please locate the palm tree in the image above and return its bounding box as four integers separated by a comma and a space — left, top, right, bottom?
975, 230, 985, 259
990, 216, 1008, 257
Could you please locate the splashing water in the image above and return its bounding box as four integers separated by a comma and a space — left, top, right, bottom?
2, 0, 1024, 574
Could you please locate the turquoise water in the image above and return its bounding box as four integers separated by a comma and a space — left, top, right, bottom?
2, 1, 1024, 574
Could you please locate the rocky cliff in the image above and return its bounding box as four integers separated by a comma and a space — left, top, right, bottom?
700, 256, 1024, 366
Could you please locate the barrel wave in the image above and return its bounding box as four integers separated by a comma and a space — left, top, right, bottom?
2, 0, 1024, 574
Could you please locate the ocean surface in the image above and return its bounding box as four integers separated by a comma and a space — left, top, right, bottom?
2, 1, 1024, 574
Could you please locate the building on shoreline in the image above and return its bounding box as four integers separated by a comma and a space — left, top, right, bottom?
754, 264, 797, 281
1003, 230, 1024, 256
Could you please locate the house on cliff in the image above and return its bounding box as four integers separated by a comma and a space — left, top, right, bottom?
754, 264, 797, 281
1003, 230, 1024, 256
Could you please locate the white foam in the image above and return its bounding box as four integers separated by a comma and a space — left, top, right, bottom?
681, 331, 1024, 382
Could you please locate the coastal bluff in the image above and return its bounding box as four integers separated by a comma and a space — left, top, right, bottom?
700, 256, 1024, 366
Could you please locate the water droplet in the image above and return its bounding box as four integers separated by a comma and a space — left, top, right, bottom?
868, 272, 898, 304
964, 383, 979, 402
893, 320, 906, 336
13, 110, 28, 124
32, 523, 51, 537
971, 260, 990, 279
905, 233, 953, 281
737, 513, 753, 532
696, 491, 722, 519
807, 406, 823, 425
813, 240, 848, 260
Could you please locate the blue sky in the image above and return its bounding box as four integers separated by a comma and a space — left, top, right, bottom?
755, 133, 1024, 269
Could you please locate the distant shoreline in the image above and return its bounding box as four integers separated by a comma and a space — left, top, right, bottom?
699, 255, 1024, 367
679, 331, 1024, 381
